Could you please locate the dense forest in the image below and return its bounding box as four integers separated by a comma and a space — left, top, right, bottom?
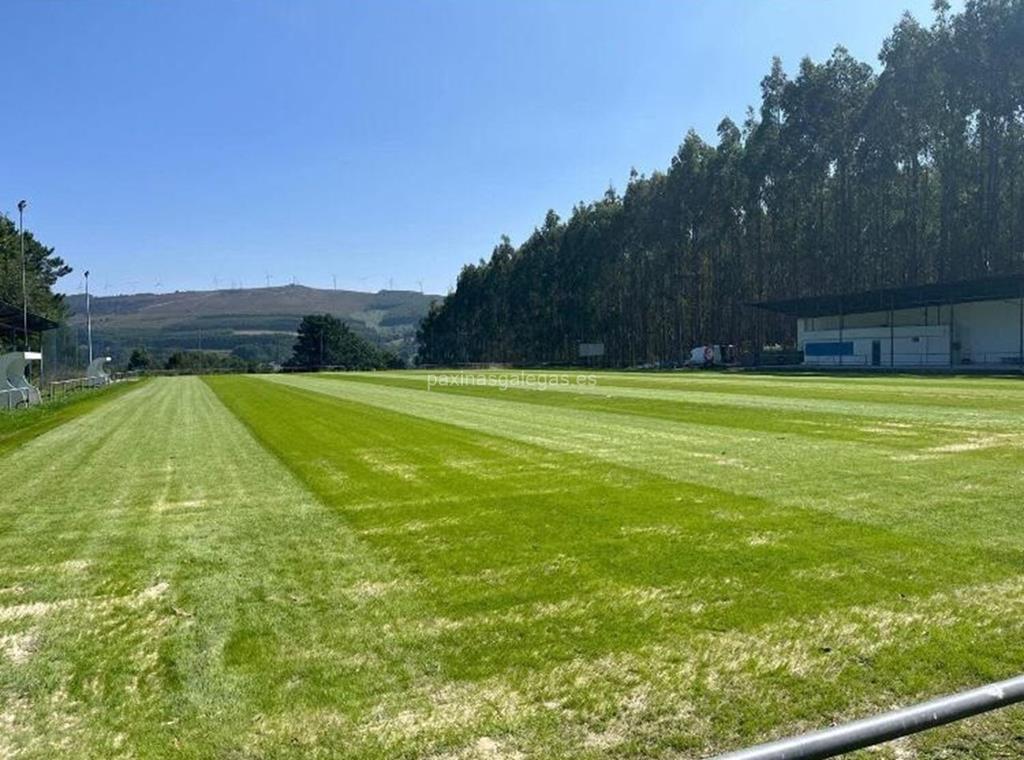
418, 0, 1024, 366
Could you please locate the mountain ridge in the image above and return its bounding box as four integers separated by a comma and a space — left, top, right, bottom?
63, 284, 439, 364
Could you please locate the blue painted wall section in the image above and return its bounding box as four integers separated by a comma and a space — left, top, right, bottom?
805, 341, 854, 357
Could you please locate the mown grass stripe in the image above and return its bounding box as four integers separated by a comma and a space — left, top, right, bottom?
338, 370, 1024, 427
0, 377, 434, 758
375, 369, 1024, 412
0, 379, 147, 458
263, 372, 1024, 552
329, 372, 976, 449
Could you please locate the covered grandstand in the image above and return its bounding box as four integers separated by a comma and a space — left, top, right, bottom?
753, 275, 1024, 368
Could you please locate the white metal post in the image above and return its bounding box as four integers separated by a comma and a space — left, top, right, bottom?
85, 270, 93, 365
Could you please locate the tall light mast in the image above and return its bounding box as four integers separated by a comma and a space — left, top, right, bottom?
17, 200, 28, 349
85, 270, 93, 364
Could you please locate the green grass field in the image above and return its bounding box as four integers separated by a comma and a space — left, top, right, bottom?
2, 371, 1024, 758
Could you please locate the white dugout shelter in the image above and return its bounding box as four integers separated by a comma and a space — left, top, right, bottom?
87, 356, 112, 387
0, 299, 59, 408
754, 275, 1024, 369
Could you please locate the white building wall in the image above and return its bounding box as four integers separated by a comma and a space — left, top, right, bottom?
796, 298, 1023, 367
953, 300, 1022, 364
799, 322, 949, 367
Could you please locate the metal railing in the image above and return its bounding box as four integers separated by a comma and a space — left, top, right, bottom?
45, 373, 140, 401
711, 673, 1024, 759
803, 352, 952, 367
804, 351, 1024, 368
965, 352, 1024, 366
47, 377, 89, 400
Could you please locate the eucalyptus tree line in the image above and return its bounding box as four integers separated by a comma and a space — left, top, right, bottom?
419, 0, 1024, 366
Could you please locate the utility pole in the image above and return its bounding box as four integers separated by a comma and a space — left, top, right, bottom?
85, 270, 93, 364
17, 200, 28, 349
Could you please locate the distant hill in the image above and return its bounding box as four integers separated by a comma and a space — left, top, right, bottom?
64, 285, 439, 365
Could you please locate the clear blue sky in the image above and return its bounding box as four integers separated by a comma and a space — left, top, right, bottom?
4, 0, 950, 297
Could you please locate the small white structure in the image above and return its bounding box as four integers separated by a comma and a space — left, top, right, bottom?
86, 356, 112, 387
0, 352, 43, 409
688, 345, 736, 366
755, 275, 1024, 368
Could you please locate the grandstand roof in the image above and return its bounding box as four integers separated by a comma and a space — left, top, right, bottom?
0, 299, 60, 334
751, 274, 1024, 319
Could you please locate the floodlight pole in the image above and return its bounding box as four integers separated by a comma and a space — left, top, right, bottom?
85, 270, 93, 365
17, 200, 28, 350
